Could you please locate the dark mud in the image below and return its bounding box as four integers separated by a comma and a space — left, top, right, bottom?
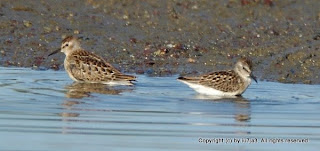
0, 0, 319, 84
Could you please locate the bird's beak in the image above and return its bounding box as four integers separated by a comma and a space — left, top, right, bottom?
250, 73, 258, 83
48, 48, 61, 57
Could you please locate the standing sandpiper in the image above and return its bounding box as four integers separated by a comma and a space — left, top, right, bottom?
178, 58, 257, 96
48, 36, 136, 85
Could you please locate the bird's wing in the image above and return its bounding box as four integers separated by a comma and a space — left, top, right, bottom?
179, 70, 243, 92
66, 50, 135, 82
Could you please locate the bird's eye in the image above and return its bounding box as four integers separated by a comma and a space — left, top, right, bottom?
243, 67, 249, 72
65, 44, 69, 47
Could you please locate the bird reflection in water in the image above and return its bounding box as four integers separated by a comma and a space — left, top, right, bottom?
64, 82, 134, 99
58, 83, 134, 134
58, 100, 81, 118
233, 97, 251, 122
59, 82, 134, 118
59, 100, 81, 134
195, 95, 251, 122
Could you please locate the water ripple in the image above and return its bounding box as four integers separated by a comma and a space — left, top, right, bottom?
0, 67, 319, 151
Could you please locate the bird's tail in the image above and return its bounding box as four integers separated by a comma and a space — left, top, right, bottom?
177, 76, 200, 82
116, 74, 136, 81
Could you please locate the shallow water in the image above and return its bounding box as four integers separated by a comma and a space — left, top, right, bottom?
0, 67, 319, 151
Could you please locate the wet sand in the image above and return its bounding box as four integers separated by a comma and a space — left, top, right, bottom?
0, 0, 319, 84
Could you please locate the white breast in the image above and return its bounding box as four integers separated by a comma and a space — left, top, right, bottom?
179, 80, 242, 96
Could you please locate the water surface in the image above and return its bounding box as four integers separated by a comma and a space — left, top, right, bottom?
0, 67, 319, 151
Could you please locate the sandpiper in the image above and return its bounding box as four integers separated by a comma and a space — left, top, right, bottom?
178, 58, 257, 96
48, 36, 136, 85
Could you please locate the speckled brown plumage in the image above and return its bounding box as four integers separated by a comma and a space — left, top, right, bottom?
178, 70, 244, 92
178, 57, 257, 96
239, 57, 253, 69
65, 49, 135, 83
48, 36, 136, 85
62, 36, 74, 44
